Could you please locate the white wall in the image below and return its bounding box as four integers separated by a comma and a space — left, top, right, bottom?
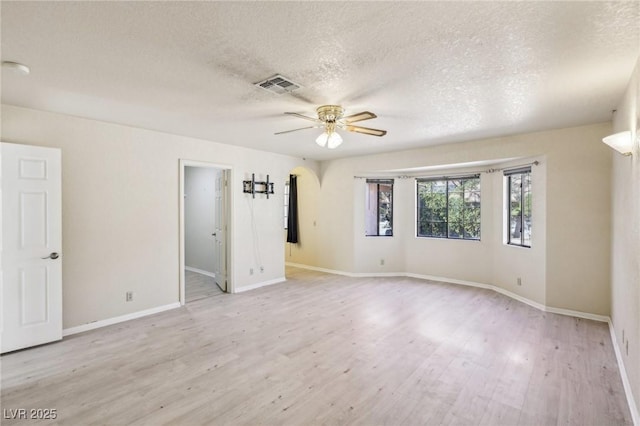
1, 105, 319, 329
307, 122, 612, 316
611, 57, 640, 420
185, 166, 216, 274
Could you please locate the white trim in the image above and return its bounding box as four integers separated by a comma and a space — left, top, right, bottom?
405, 272, 493, 290
406, 273, 610, 322
234, 277, 286, 293
405, 272, 550, 312
185, 266, 216, 279
490, 285, 547, 312
288, 262, 637, 421
544, 306, 609, 323
285, 262, 396, 278
609, 320, 640, 426
62, 302, 181, 337
287, 263, 607, 322
349, 272, 406, 278
179, 160, 234, 303
286, 262, 355, 276
59, 263, 636, 423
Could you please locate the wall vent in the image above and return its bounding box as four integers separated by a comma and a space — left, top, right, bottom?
254, 74, 302, 95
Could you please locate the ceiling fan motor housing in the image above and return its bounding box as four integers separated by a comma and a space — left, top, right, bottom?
317, 105, 344, 123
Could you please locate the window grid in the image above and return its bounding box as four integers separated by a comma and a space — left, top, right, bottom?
507, 171, 531, 247
416, 176, 481, 240
365, 179, 393, 237
283, 181, 289, 229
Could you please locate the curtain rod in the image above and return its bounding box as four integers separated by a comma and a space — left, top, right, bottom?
353, 175, 411, 179
484, 160, 539, 174
353, 160, 540, 180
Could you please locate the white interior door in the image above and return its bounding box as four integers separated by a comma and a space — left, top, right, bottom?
1, 142, 62, 353
213, 170, 227, 292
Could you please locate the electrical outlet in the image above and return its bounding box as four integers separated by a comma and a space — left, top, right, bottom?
249, 268, 254, 275
260, 266, 264, 273
126, 291, 133, 302
517, 277, 522, 286
380, 259, 385, 266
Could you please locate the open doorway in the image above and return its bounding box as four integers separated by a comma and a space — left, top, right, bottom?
284, 166, 321, 278
179, 160, 232, 304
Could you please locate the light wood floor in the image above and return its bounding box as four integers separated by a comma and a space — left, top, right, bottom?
185, 270, 223, 303
1, 267, 632, 425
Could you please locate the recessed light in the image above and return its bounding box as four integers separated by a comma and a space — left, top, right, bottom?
2, 61, 30, 75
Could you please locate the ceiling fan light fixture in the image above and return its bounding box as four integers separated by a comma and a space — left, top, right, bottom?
327, 132, 343, 149
315, 131, 343, 149
602, 130, 633, 156
2, 61, 30, 75
315, 132, 328, 148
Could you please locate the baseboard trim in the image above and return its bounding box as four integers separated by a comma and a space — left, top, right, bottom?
544, 306, 609, 323
406, 272, 550, 312
285, 262, 407, 279
62, 302, 181, 337
609, 320, 640, 426
286, 262, 358, 277
288, 262, 637, 420
235, 277, 286, 293
287, 263, 608, 322
185, 266, 216, 278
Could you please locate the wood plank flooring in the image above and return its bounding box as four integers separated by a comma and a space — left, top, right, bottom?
185, 270, 223, 303
0, 267, 632, 425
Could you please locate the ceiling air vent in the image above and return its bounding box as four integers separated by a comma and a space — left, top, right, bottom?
254, 74, 302, 95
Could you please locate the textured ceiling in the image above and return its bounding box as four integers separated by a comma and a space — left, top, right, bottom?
1, 1, 639, 161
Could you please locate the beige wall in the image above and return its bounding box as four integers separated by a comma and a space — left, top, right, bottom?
1, 96, 629, 409
284, 166, 322, 267
491, 159, 547, 305
1, 105, 318, 329
0, 103, 620, 372
300, 122, 612, 316
286, 160, 357, 272
611, 57, 640, 419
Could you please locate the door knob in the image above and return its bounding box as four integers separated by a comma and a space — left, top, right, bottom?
42, 252, 60, 260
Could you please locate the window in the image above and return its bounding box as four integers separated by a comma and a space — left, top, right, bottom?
416, 175, 481, 240
506, 167, 531, 247
365, 179, 393, 236
283, 181, 289, 229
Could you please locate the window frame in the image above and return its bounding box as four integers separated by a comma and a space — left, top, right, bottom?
415, 174, 481, 241
365, 179, 394, 237
505, 167, 532, 248
283, 181, 289, 230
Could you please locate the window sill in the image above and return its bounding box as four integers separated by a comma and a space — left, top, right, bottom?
415, 236, 481, 242
505, 243, 531, 249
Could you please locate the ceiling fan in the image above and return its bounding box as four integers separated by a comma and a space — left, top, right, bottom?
275, 105, 387, 149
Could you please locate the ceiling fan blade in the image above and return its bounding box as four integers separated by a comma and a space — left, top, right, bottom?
343, 111, 377, 123
345, 125, 387, 137
284, 112, 322, 123
275, 125, 323, 135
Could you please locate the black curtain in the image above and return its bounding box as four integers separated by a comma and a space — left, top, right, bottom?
287, 175, 299, 244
